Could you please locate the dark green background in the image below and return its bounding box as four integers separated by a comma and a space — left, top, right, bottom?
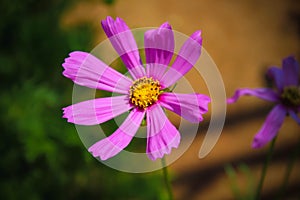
0, 0, 166, 199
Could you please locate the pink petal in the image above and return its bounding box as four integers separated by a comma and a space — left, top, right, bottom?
267, 67, 284, 92
282, 56, 299, 87
160, 31, 202, 89
227, 88, 279, 104
144, 22, 174, 80
62, 95, 132, 125
146, 104, 181, 160
288, 109, 300, 125
88, 108, 145, 160
159, 92, 210, 123
101, 16, 146, 79
62, 51, 132, 94
252, 105, 286, 148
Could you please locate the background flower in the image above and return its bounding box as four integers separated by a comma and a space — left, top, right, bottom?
227, 56, 300, 148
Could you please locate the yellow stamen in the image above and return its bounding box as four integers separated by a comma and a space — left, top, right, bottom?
130, 77, 161, 109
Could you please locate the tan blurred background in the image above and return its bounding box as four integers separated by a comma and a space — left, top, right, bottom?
62, 0, 300, 199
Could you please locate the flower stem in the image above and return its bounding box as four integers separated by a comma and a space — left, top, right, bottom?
255, 137, 277, 200
277, 136, 300, 199
161, 157, 174, 200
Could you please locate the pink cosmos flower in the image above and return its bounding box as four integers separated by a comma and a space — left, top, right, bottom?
62, 16, 210, 160
228, 56, 300, 148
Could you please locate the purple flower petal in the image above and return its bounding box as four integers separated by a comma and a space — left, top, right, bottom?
267, 67, 284, 92
146, 104, 181, 160
159, 92, 210, 123
160, 31, 202, 89
62, 95, 132, 125
282, 56, 300, 87
227, 88, 279, 104
101, 16, 145, 79
252, 105, 286, 148
88, 108, 145, 160
62, 51, 132, 94
144, 22, 174, 80
288, 109, 300, 125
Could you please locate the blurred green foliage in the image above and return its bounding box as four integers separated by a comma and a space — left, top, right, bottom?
224, 163, 255, 200
0, 0, 165, 199
103, 0, 116, 5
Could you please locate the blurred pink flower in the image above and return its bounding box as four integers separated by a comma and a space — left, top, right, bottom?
228, 56, 300, 148
62, 16, 210, 160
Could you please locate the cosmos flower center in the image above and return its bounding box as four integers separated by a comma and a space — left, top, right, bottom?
130, 77, 161, 109
281, 86, 300, 107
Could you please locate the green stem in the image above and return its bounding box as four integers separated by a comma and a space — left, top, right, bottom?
255, 137, 277, 200
277, 137, 300, 200
161, 157, 174, 200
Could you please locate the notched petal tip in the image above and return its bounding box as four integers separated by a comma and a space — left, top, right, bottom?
62, 51, 89, 80
101, 16, 129, 37
63, 51, 88, 64
160, 22, 172, 29
101, 16, 116, 37
62, 106, 68, 114
88, 141, 116, 161
102, 16, 114, 24
115, 17, 125, 24
62, 106, 74, 123
190, 30, 202, 45
68, 51, 87, 57
107, 16, 114, 20
100, 18, 107, 28
62, 50, 132, 93
147, 133, 180, 161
